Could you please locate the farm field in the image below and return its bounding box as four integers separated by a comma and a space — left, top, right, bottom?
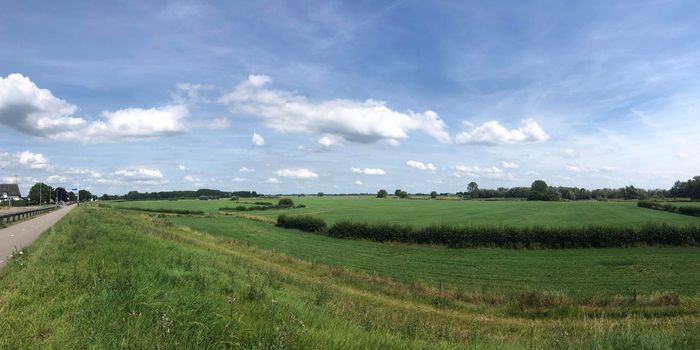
171, 215, 700, 296
110, 196, 700, 227
1, 207, 698, 349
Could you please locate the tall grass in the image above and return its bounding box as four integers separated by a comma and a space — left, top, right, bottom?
639, 200, 700, 217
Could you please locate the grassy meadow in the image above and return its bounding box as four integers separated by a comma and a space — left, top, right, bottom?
110, 196, 700, 227
1, 207, 699, 349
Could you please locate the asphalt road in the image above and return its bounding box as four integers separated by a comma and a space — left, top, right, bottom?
0, 205, 74, 268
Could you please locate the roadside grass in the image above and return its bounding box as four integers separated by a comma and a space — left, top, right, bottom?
171, 215, 700, 296
1, 207, 698, 348
109, 196, 700, 227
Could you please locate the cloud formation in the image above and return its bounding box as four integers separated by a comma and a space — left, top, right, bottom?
275, 168, 319, 179
0, 73, 189, 143
453, 165, 516, 180
219, 75, 451, 144
455, 119, 549, 145
351, 167, 386, 175
0, 150, 52, 170
252, 132, 265, 146
406, 160, 436, 171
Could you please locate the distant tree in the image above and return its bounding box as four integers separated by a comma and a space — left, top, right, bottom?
53, 187, 68, 202
430, 191, 438, 199
78, 189, 92, 202
543, 187, 562, 201
394, 189, 402, 197
317, 192, 324, 197
377, 189, 388, 198
467, 182, 479, 199
68, 192, 77, 202
528, 180, 548, 200
278, 198, 294, 207
398, 191, 409, 199
28, 183, 54, 205
561, 188, 576, 200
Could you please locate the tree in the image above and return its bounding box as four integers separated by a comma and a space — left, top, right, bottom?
430, 191, 438, 199
317, 192, 324, 197
68, 192, 77, 202
394, 189, 402, 197
398, 191, 409, 199
78, 189, 92, 203
29, 183, 54, 205
528, 180, 548, 200
54, 187, 68, 202
467, 182, 479, 199
377, 189, 388, 198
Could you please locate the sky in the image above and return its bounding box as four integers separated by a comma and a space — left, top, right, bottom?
1, 0, 699, 195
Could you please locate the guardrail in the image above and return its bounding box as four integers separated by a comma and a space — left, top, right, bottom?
0, 206, 60, 225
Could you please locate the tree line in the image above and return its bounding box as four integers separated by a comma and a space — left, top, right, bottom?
98, 189, 258, 201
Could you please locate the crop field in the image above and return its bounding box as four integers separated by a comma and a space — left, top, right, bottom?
110, 196, 700, 227
2, 207, 699, 349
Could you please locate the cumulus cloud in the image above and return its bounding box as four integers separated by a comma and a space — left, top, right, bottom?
252, 132, 265, 146
566, 165, 582, 172
219, 74, 451, 144
0, 150, 52, 170
562, 148, 578, 157
501, 161, 519, 169
114, 168, 164, 182
239, 166, 255, 172
0, 73, 189, 143
406, 160, 436, 171
455, 119, 549, 145
275, 168, 319, 179
351, 167, 386, 175
232, 177, 247, 182
64, 167, 102, 178
178, 164, 186, 171
318, 135, 339, 148
453, 165, 516, 180
354, 180, 363, 185
265, 177, 280, 183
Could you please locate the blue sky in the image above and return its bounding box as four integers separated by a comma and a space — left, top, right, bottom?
1, 0, 699, 195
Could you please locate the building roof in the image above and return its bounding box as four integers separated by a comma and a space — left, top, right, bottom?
0, 184, 21, 197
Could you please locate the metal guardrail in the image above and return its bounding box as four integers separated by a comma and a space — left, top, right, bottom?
0, 206, 60, 225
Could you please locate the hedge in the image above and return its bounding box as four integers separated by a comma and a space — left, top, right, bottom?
219, 204, 306, 212
116, 207, 204, 215
276, 214, 327, 232
638, 200, 700, 217
276, 216, 700, 248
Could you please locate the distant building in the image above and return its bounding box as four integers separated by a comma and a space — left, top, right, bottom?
0, 184, 22, 201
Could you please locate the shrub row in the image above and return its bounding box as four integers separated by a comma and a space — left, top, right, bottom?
276, 215, 700, 248
219, 204, 306, 212
116, 207, 204, 215
276, 214, 327, 232
638, 201, 700, 217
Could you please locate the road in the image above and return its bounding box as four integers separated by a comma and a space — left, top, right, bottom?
0, 205, 74, 268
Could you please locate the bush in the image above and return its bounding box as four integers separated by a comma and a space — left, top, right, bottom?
117, 207, 204, 215
276, 215, 326, 232
278, 198, 294, 207
377, 189, 388, 198
638, 200, 700, 217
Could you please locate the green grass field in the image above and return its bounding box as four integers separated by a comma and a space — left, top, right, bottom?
2, 207, 699, 349
171, 215, 700, 296
111, 196, 700, 227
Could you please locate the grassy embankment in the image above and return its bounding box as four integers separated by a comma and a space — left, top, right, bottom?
1, 207, 699, 348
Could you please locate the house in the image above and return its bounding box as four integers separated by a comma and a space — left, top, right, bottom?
0, 184, 22, 201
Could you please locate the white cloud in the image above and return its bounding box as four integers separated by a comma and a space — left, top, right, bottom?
354, 180, 363, 185
501, 161, 519, 169
297, 145, 305, 150
562, 148, 578, 157
178, 164, 186, 171
219, 74, 451, 144
351, 167, 386, 175
114, 168, 164, 181
184, 175, 201, 182
64, 168, 102, 178
318, 135, 339, 147
406, 160, 436, 171
454, 165, 515, 180
276, 168, 319, 179
232, 177, 247, 182
0, 73, 189, 143
677, 152, 688, 159
239, 166, 255, 172
265, 177, 280, 183
566, 165, 582, 172
252, 132, 265, 146
171, 82, 213, 105
455, 119, 549, 145
16, 150, 52, 170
